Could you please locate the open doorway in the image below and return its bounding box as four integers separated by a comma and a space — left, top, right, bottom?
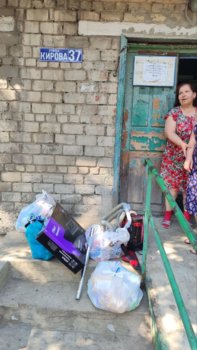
178, 57, 197, 84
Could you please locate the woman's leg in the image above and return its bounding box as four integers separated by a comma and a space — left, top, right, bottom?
183, 192, 191, 221
184, 215, 197, 244
162, 188, 178, 228
165, 188, 178, 210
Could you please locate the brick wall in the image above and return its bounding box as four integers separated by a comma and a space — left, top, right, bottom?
0, 0, 195, 220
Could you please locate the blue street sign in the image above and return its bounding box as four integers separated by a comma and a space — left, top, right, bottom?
40, 48, 83, 63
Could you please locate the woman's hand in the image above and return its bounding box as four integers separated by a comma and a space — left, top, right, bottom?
184, 159, 193, 171
184, 132, 195, 170
180, 141, 189, 157
165, 116, 188, 154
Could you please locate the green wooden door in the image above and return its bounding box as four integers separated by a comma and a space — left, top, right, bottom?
120, 47, 177, 213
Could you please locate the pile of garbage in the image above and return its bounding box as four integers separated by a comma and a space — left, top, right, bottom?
15, 191, 144, 314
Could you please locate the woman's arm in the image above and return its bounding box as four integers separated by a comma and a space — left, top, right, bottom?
165, 116, 188, 156
184, 131, 195, 171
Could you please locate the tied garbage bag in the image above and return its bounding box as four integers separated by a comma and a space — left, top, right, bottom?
87, 261, 143, 313
85, 224, 130, 262
16, 190, 56, 232
25, 220, 53, 260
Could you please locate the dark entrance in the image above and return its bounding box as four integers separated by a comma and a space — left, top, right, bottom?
178, 57, 197, 84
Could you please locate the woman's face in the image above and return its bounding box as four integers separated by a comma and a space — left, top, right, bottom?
178, 84, 196, 107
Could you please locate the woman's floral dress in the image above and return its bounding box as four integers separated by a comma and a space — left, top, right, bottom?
160, 106, 194, 192
185, 123, 197, 215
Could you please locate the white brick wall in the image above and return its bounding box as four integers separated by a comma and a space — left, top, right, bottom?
0, 16, 15, 31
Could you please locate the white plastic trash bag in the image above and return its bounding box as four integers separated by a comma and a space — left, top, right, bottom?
85, 224, 130, 262
16, 190, 56, 232
87, 261, 143, 313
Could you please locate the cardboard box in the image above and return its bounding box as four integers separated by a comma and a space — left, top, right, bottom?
37, 203, 87, 273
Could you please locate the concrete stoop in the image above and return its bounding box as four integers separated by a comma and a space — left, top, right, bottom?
0, 231, 153, 350
26, 327, 150, 350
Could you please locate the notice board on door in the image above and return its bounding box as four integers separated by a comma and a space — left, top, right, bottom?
133, 56, 176, 87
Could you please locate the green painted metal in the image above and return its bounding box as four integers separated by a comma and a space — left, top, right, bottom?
122, 50, 134, 152
128, 43, 197, 54
141, 166, 152, 277
130, 134, 166, 152
123, 43, 197, 155
128, 84, 176, 152
113, 34, 128, 204
122, 50, 178, 163
143, 158, 197, 349
119, 42, 182, 210
132, 87, 150, 127
145, 158, 197, 250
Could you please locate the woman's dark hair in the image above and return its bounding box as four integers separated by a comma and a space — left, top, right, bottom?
174, 82, 197, 107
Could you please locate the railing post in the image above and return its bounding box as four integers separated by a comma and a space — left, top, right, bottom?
141, 161, 152, 278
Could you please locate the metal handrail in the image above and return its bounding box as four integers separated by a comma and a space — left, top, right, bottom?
142, 158, 197, 350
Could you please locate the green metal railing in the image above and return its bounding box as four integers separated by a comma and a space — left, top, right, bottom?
142, 158, 197, 350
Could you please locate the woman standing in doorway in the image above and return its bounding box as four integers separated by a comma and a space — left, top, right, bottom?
184, 124, 197, 227
160, 82, 197, 228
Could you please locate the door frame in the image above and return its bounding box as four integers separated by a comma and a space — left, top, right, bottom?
113, 35, 197, 205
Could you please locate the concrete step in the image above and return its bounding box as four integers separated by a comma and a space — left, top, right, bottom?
0, 273, 150, 332
0, 322, 31, 350
26, 327, 153, 350
5, 254, 142, 284
0, 261, 10, 288
6, 257, 96, 283
0, 261, 153, 349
